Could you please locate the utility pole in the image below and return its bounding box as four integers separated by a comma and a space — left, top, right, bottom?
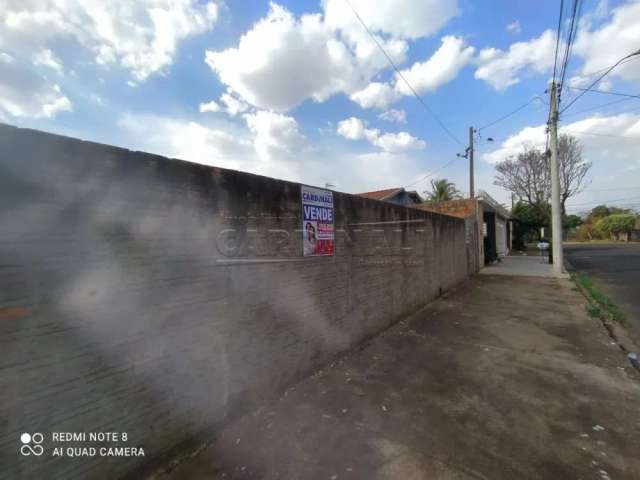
468, 126, 474, 198
548, 81, 564, 276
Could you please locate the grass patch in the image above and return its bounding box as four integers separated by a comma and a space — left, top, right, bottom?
574, 274, 626, 325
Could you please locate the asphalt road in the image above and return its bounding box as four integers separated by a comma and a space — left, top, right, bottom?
565, 243, 640, 342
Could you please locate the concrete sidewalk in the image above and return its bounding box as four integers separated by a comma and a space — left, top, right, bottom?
480, 255, 559, 278
156, 276, 640, 480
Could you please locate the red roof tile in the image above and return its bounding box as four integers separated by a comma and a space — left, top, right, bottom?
356, 187, 403, 201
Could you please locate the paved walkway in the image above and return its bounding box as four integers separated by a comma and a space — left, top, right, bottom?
480, 255, 560, 278
156, 275, 640, 480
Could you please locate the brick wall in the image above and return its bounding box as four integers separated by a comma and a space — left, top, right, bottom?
0, 124, 469, 479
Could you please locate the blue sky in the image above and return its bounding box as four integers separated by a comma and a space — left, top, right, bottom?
1, 0, 639, 213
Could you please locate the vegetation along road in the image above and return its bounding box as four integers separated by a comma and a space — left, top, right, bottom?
565, 243, 640, 345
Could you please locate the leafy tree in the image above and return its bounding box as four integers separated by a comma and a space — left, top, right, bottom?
424, 178, 461, 203
512, 201, 550, 247
596, 214, 636, 240
564, 214, 582, 230
587, 205, 630, 221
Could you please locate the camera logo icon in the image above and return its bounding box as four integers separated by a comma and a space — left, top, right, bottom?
20, 433, 44, 456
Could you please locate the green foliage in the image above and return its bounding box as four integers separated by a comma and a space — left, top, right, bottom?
424, 178, 461, 203
575, 274, 626, 325
588, 205, 630, 222
564, 214, 582, 229
595, 214, 636, 239
573, 205, 636, 241
512, 201, 549, 246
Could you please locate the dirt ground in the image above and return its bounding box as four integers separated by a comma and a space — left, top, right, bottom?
159, 275, 640, 480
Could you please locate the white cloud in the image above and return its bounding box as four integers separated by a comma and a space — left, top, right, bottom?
219, 91, 249, 116
322, 0, 459, 40
475, 30, 556, 90
395, 35, 475, 96
506, 21, 521, 35
119, 114, 252, 171
378, 109, 406, 123
373, 131, 425, 153
336, 116, 377, 141
573, 2, 640, 83
206, 3, 362, 112
336, 116, 424, 153
205, 1, 462, 112
349, 82, 399, 110
0, 53, 71, 118
114, 112, 432, 196
119, 111, 307, 182
0, 0, 218, 81
199, 99, 221, 113
483, 113, 640, 165
482, 125, 547, 164
32, 49, 63, 73
482, 112, 640, 212
243, 110, 307, 163
348, 35, 474, 111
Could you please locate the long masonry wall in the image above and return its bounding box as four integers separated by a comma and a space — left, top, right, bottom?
0, 124, 469, 479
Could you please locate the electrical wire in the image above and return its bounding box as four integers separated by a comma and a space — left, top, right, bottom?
570, 57, 636, 80
559, 97, 633, 119
343, 0, 463, 147
477, 98, 540, 133
404, 157, 462, 189
562, 129, 637, 139
557, 0, 582, 102
566, 87, 640, 99
561, 49, 640, 113
552, 0, 565, 82
566, 195, 640, 207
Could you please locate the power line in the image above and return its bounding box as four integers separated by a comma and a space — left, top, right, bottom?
405, 157, 462, 189
343, 0, 464, 147
561, 48, 640, 113
562, 129, 637, 139
558, 0, 583, 102
552, 0, 565, 82
567, 86, 640, 99
560, 96, 632, 118
566, 195, 640, 207
571, 57, 637, 80
581, 186, 640, 192
477, 97, 543, 133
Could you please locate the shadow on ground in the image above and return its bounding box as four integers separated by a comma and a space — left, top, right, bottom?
157, 276, 640, 480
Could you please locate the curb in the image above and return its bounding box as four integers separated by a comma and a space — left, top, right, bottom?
568, 271, 640, 375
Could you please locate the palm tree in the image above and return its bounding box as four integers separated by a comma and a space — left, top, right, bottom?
424, 178, 461, 203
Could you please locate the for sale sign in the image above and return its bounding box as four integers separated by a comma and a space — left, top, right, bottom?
301, 185, 335, 257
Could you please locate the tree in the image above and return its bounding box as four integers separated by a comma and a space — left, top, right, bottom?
494, 147, 549, 206
564, 214, 582, 230
596, 214, 636, 240
493, 134, 591, 216
424, 178, 461, 203
558, 135, 590, 216
512, 201, 550, 247
575, 205, 633, 241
